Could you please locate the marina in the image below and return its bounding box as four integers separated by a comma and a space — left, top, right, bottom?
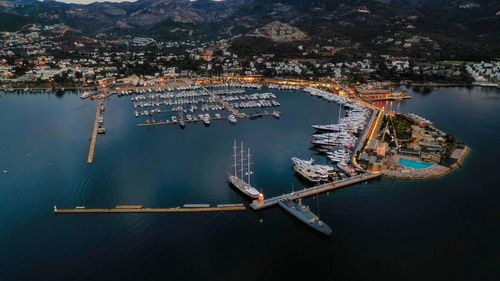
49, 81, 471, 219
128, 84, 282, 128
41, 83, 383, 242
0, 0, 497, 277
82, 82, 382, 226
0, 85, 495, 281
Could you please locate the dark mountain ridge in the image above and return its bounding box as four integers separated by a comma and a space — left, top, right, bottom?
1, 0, 499, 59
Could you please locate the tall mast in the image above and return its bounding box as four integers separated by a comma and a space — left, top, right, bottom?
233, 140, 237, 176
247, 148, 251, 185
240, 142, 244, 180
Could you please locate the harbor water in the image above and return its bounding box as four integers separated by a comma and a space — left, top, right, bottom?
0, 87, 499, 281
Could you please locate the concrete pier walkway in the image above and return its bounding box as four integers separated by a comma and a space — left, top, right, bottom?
87, 100, 103, 164
250, 173, 382, 210
54, 204, 246, 214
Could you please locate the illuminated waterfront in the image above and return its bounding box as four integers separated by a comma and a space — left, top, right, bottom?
0, 86, 499, 281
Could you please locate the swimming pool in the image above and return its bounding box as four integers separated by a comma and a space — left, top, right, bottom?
399, 159, 434, 169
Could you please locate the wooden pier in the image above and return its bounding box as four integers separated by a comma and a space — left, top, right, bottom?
87, 100, 103, 164
250, 173, 382, 210
54, 204, 246, 214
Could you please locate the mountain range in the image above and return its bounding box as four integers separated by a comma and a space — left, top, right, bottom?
1, 0, 499, 59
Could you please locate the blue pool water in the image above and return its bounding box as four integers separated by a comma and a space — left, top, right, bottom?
399, 159, 434, 169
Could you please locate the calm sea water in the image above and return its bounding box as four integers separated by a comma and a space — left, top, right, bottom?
0, 87, 498, 281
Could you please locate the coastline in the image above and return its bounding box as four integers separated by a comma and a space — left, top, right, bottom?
409, 82, 499, 89
2, 78, 499, 93
3, 79, 474, 182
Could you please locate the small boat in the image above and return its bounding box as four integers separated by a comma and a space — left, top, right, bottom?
203, 117, 210, 126
273, 111, 280, 119
80, 91, 95, 99
228, 114, 237, 124
279, 198, 332, 236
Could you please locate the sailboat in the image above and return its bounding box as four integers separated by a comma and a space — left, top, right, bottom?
228, 141, 261, 199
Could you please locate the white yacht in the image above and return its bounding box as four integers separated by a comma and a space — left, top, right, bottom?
228, 114, 237, 124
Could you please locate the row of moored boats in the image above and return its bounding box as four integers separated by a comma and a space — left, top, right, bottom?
291, 87, 373, 182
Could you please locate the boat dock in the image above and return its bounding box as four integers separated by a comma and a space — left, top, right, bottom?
200, 85, 245, 118
248, 112, 277, 119
54, 203, 246, 214
250, 173, 382, 210
87, 99, 103, 164
137, 115, 228, 127
136, 111, 280, 127
350, 108, 381, 171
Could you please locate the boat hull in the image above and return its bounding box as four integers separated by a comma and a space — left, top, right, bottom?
293, 165, 321, 183
228, 175, 260, 199
279, 200, 332, 235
